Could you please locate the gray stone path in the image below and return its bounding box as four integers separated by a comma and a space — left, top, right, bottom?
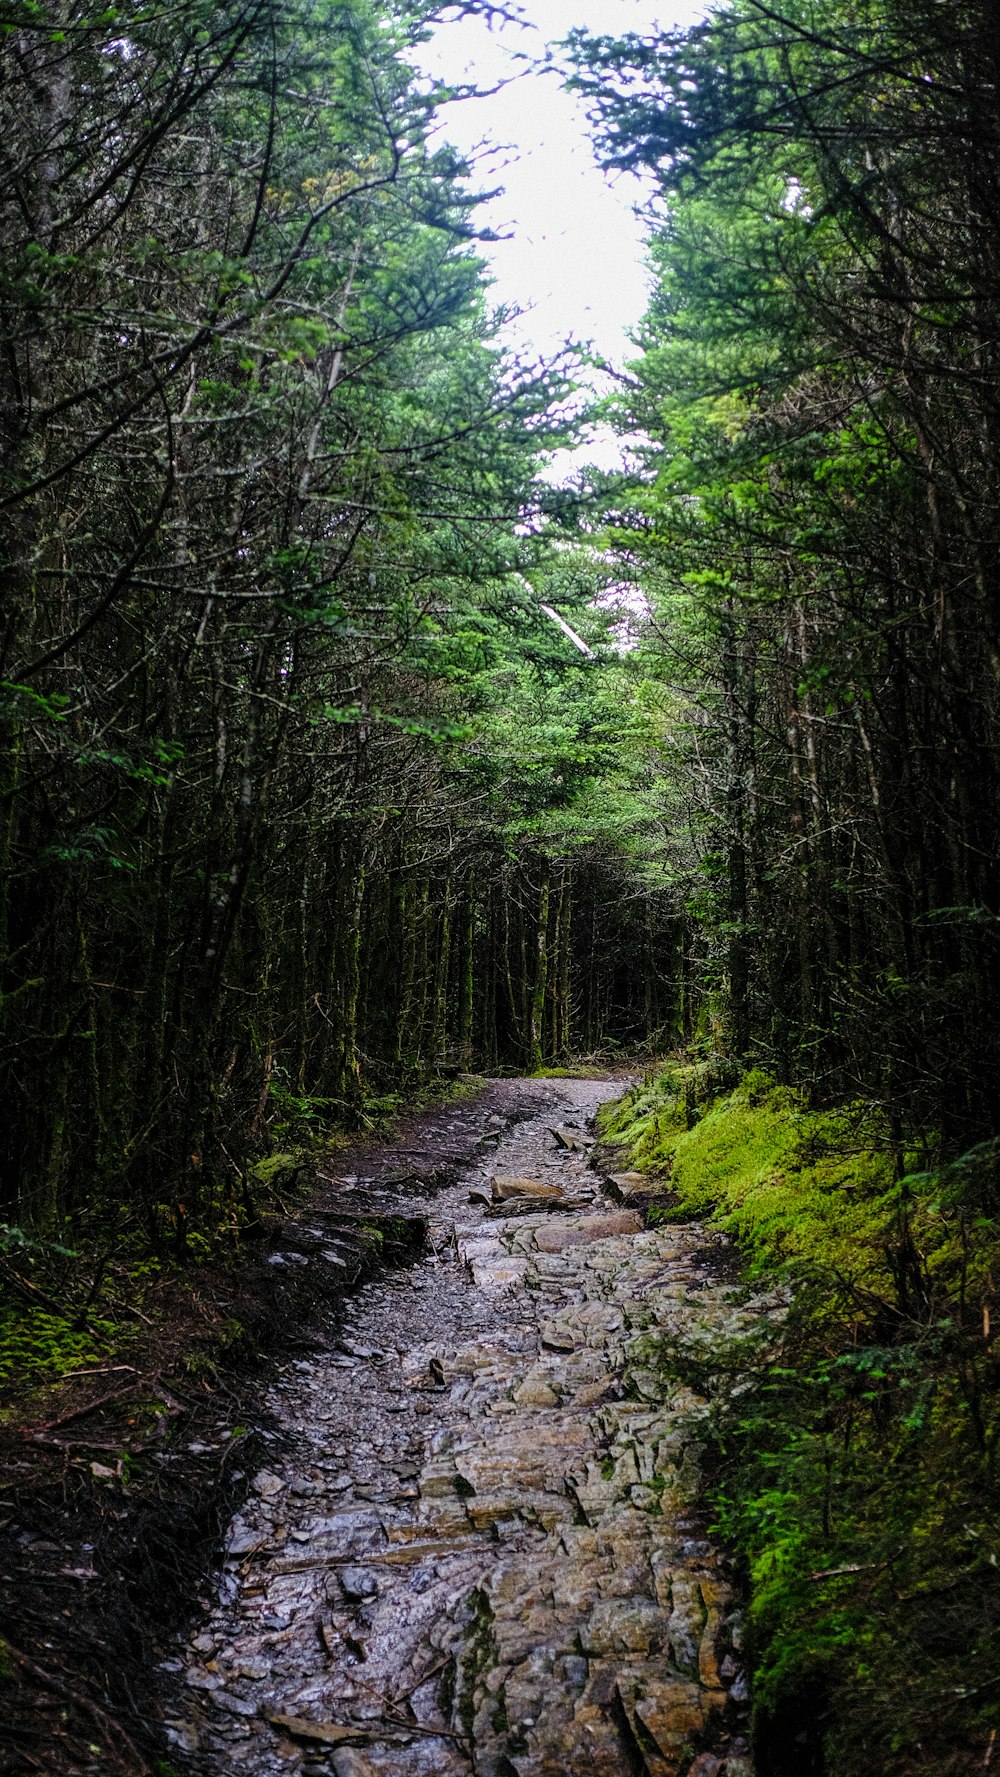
164, 1079, 754, 1777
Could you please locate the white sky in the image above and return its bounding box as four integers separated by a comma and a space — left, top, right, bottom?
415, 2, 705, 470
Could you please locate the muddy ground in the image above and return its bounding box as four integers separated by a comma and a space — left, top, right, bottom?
1, 1076, 760, 1777
0, 1081, 562, 1774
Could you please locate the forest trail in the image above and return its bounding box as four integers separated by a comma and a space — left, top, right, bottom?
164, 1079, 754, 1777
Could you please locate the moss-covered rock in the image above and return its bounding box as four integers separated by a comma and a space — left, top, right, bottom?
248, 1151, 316, 1198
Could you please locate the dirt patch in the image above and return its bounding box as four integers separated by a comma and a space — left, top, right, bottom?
0, 1079, 553, 1777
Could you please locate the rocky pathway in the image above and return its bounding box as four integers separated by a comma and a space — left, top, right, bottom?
164, 1079, 755, 1777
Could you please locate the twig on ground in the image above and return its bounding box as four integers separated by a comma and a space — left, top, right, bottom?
3, 1641, 153, 1775
29, 1384, 141, 1437
0, 1258, 108, 1339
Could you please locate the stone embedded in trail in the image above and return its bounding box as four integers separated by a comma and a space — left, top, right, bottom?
511, 1374, 561, 1408
252, 1470, 284, 1499
490, 1173, 566, 1202
339, 1566, 378, 1601
550, 1123, 595, 1153
606, 1170, 660, 1202
532, 1208, 643, 1251
266, 1714, 369, 1745
330, 1751, 380, 1777
166, 1079, 756, 1777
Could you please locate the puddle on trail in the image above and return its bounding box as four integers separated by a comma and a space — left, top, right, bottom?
163, 1079, 755, 1777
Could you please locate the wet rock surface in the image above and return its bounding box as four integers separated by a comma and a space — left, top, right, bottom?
164, 1080, 755, 1777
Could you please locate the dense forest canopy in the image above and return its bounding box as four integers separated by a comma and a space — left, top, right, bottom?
569, 0, 1000, 1150
3, 0, 1000, 1234
0, 0, 685, 1247
5, 3, 1000, 1773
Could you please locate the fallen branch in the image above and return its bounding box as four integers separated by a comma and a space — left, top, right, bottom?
809, 1549, 902, 1582
338, 1669, 469, 1746
29, 1383, 141, 1437
3, 1640, 153, 1775
392, 1652, 451, 1705
0, 1257, 108, 1339
808, 1562, 871, 1581
60, 1365, 139, 1381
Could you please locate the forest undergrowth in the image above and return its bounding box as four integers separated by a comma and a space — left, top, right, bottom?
0, 1074, 485, 1413
598, 1067, 1000, 1776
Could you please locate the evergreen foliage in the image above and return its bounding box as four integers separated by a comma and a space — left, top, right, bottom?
4, 0, 1000, 1764
569, 0, 1000, 1145
0, 0, 676, 1248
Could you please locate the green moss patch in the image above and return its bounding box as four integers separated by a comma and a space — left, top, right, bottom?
600, 1066, 1000, 1775
0, 1305, 117, 1395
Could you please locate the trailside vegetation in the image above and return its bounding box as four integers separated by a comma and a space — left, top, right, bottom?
569, 0, 1000, 1766
569, 0, 1000, 1144
599, 1067, 1000, 1775
0, 0, 678, 1276
5, 0, 1000, 1768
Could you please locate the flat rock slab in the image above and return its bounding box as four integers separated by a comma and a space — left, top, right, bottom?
490, 1173, 566, 1201
164, 1079, 755, 1777
532, 1209, 643, 1251
606, 1170, 666, 1202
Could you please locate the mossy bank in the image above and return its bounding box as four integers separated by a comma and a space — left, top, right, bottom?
598, 1065, 1000, 1777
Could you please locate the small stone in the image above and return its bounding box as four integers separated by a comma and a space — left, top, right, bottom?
163, 1719, 200, 1754
225, 1524, 260, 1556
629, 1369, 665, 1403
331, 1750, 380, 1777
550, 1125, 588, 1151
560, 1654, 589, 1689
185, 1666, 220, 1691
340, 1565, 379, 1601
233, 1656, 270, 1680
630, 1484, 660, 1511
581, 1598, 667, 1658
605, 1171, 653, 1201
211, 1691, 259, 1717
253, 1470, 284, 1499
512, 1376, 560, 1408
